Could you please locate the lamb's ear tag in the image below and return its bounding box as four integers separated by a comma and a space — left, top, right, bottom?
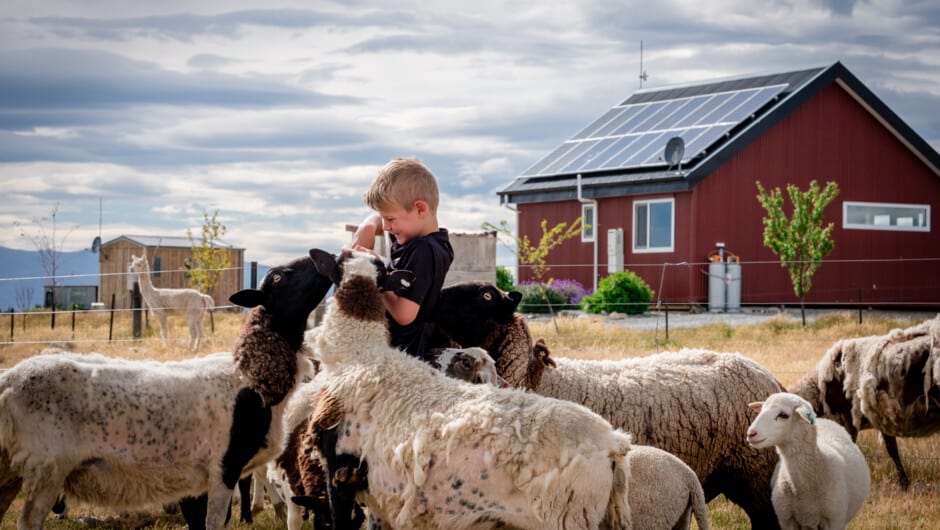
806, 412, 815, 425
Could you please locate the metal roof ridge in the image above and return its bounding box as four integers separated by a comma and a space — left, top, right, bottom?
632, 63, 832, 95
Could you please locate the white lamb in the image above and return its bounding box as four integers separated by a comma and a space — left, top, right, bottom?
307, 248, 633, 530
128, 253, 215, 350
0, 255, 332, 530
628, 445, 709, 530
747, 392, 871, 530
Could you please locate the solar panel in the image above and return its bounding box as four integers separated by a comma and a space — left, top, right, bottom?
520, 83, 788, 177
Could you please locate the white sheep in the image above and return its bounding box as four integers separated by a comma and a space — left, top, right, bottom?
128, 253, 215, 350
789, 314, 940, 489
432, 283, 785, 529
307, 248, 633, 530
747, 392, 871, 530
628, 445, 709, 530
0, 255, 332, 530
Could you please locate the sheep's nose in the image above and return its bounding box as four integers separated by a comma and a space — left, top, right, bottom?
746, 428, 758, 441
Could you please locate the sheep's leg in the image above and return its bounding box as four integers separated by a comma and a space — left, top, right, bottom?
205, 483, 236, 530
155, 311, 169, 345
237, 476, 252, 523
882, 433, 910, 490
18, 486, 61, 530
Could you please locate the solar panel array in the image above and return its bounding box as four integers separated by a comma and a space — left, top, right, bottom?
521, 84, 788, 177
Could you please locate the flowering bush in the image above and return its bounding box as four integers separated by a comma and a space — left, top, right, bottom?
549, 278, 588, 305
516, 281, 569, 313
580, 270, 653, 315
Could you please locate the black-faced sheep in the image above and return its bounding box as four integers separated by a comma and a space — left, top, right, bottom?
747, 392, 871, 529
789, 314, 940, 489
0, 255, 331, 530
306, 248, 633, 529
432, 281, 785, 530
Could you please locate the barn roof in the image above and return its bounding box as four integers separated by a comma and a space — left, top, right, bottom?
101, 234, 241, 250
498, 61, 940, 204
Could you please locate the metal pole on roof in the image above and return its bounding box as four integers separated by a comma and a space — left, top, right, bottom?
639, 40, 648, 88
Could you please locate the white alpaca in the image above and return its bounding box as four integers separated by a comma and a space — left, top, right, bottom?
128, 254, 214, 350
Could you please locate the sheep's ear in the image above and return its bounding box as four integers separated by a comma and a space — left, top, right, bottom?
383, 269, 416, 292
797, 404, 816, 425
748, 401, 763, 412
309, 248, 342, 285
508, 290, 523, 307
229, 289, 265, 308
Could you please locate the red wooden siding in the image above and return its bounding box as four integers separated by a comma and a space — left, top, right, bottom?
516, 82, 940, 307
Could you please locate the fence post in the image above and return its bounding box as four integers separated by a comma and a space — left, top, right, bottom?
8, 312, 12, 342
664, 304, 670, 341
857, 288, 863, 325
251, 261, 258, 289
71, 309, 76, 339
132, 282, 142, 339
108, 293, 116, 341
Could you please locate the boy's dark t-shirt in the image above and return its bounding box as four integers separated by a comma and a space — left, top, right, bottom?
387, 229, 453, 357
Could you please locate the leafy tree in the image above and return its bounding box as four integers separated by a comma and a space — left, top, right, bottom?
483, 218, 583, 320
495, 265, 515, 292
185, 210, 230, 297
756, 180, 839, 326
14, 202, 78, 327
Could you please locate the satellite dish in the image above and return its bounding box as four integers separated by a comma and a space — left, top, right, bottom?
664, 136, 685, 168
91, 236, 101, 253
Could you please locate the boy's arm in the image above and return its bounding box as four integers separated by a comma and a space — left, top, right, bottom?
350, 213, 383, 251
383, 290, 420, 325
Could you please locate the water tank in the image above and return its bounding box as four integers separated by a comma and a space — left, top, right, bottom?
726, 261, 742, 313
607, 228, 624, 273
708, 262, 726, 313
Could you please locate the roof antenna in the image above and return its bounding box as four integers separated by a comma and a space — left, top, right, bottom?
639, 40, 649, 88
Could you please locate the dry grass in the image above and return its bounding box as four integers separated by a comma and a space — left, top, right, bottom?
1, 309, 938, 529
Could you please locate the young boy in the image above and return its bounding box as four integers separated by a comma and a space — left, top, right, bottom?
350, 157, 454, 358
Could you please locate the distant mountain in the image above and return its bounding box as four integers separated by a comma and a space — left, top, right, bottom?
0, 246, 268, 311
0, 247, 99, 311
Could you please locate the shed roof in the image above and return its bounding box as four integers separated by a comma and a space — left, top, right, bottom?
101, 235, 241, 250
499, 61, 940, 204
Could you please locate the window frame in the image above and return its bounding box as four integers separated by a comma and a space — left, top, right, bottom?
632, 197, 675, 253
842, 201, 930, 232
581, 203, 596, 243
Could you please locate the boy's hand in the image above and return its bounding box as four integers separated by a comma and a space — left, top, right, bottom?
348, 244, 382, 260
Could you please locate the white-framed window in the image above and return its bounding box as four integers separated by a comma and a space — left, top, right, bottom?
581, 203, 595, 242
633, 198, 674, 253
843, 201, 930, 232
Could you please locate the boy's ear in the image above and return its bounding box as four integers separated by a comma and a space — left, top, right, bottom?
413, 200, 429, 216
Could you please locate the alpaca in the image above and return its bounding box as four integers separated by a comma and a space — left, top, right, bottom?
128, 254, 215, 350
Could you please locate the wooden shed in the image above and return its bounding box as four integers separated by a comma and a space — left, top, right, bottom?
498, 62, 940, 308
99, 235, 245, 309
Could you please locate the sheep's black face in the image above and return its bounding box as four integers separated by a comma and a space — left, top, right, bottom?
435, 281, 521, 327
229, 256, 332, 319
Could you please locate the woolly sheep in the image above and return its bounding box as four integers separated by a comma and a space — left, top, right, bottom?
747, 392, 871, 529
306, 248, 633, 530
0, 255, 331, 530
128, 253, 215, 351
628, 445, 709, 530
432, 281, 784, 529
789, 314, 940, 489
269, 346, 505, 530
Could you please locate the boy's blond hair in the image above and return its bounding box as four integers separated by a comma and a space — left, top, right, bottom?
364, 157, 440, 213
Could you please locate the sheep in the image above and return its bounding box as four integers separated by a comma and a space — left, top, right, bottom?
747, 392, 871, 530
432, 281, 785, 529
268, 346, 505, 530
627, 445, 709, 530
305, 248, 633, 530
0, 254, 332, 530
789, 314, 940, 490
128, 253, 215, 350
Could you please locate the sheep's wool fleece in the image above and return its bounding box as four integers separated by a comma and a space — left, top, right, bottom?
232, 307, 298, 406
806, 314, 940, 435
314, 274, 632, 529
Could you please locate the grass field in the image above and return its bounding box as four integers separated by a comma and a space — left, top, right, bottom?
1, 308, 938, 529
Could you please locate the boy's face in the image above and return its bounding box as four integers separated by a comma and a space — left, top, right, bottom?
379, 201, 429, 245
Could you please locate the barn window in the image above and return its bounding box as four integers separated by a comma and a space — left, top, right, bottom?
152, 256, 162, 279
843, 202, 930, 232
581, 203, 595, 242
633, 198, 674, 253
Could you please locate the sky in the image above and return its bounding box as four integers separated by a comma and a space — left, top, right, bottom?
1, 0, 938, 273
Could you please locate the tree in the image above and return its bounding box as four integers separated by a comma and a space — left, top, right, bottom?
185, 210, 230, 298
756, 180, 839, 326
482, 217, 583, 319
14, 202, 78, 328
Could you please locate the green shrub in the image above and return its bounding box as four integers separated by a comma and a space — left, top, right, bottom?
580, 270, 653, 315
517, 282, 569, 313
495, 265, 515, 292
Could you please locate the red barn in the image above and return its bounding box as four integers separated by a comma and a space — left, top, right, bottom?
498, 62, 940, 308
